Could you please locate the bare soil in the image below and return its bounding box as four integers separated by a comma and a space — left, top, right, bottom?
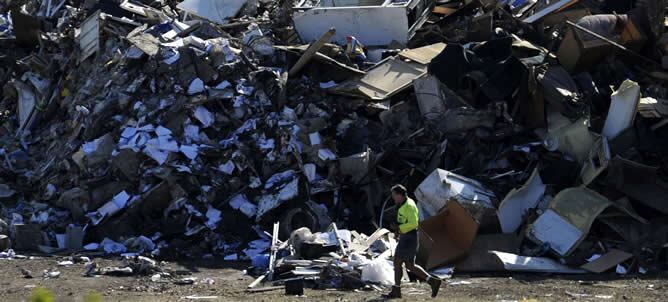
0, 257, 666, 302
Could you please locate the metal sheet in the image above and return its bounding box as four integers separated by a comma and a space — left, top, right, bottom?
497, 167, 546, 233
15, 80, 36, 128
177, 0, 246, 25
491, 251, 585, 273
294, 7, 409, 46
414, 75, 447, 117
293, 0, 432, 46
541, 8, 591, 27
77, 11, 100, 63
414, 168, 496, 220
548, 187, 611, 232
417, 200, 478, 270
544, 116, 596, 163
522, 0, 578, 23
602, 80, 640, 140
528, 209, 583, 256
120, 0, 148, 16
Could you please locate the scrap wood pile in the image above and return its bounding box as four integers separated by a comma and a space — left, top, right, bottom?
0, 0, 667, 292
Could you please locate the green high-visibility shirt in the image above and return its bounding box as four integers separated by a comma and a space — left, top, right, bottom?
397, 197, 419, 234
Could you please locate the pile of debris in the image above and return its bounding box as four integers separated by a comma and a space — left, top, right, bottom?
0, 0, 668, 293
244, 223, 403, 293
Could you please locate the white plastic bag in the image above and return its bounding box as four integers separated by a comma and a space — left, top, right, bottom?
361, 258, 395, 286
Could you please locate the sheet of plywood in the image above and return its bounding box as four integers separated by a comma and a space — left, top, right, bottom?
359, 58, 425, 96
398, 43, 446, 65
581, 249, 633, 273
330, 43, 446, 100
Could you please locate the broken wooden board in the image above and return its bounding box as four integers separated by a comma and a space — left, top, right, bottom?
348, 228, 390, 253
581, 249, 633, 273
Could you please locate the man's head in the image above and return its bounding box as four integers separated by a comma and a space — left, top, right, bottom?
391, 184, 408, 205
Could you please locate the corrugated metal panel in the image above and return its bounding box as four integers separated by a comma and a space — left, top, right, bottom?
78, 11, 100, 63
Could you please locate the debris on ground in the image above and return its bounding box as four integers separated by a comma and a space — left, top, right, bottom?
0, 0, 667, 295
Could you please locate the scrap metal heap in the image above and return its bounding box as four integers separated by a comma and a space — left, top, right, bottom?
0, 0, 668, 290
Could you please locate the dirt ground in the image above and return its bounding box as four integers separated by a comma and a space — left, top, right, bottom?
0, 256, 665, 302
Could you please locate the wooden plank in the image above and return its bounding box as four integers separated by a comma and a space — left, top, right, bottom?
432, 6, 457, 16
246, 285, 284, 293
288, 28, 336, 77
247, 274, 266, 289
581, 249, 633, 273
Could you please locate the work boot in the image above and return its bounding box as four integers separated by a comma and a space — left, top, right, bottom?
382, 285, 402, 299
428, 277, 442, 298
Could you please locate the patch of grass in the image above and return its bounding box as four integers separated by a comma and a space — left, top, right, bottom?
30, 287, 54, 302
84, 292, 103, 302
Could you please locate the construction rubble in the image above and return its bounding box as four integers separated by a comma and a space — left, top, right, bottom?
1, 0, 668, 295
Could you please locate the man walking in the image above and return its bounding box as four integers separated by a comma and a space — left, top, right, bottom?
383, 184, 442, 299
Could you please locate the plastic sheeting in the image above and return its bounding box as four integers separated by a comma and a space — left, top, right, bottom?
361, 258, 395, 286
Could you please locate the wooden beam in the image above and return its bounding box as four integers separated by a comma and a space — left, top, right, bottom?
288, 28, 336, 77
